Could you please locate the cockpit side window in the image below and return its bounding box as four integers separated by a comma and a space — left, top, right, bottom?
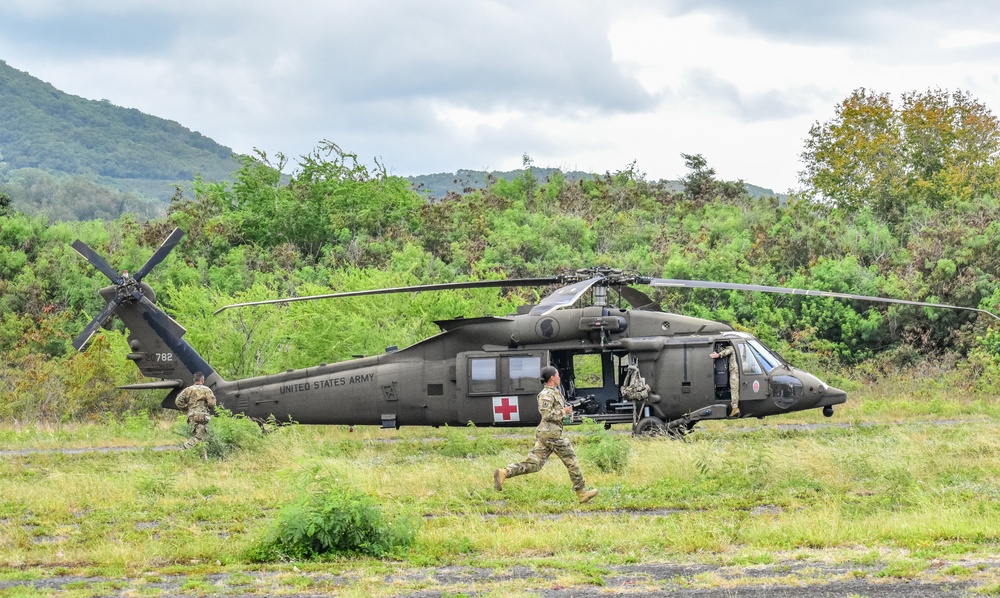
739, 343, 763, 375
747, 339, 780, 372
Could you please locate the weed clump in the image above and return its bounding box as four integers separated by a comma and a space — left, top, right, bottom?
248, 473, 417, 560
577, 418, 631, 474
173, 407, 272, 459
439, 422, 502, 457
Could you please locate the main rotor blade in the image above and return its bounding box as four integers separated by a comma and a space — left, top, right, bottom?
133, 228, 184, 281
213, 277, 561, 315
618, 286, 659, 311
650, 278, 1000, 323
72, 296, 124, 350
528, 276, 605, 316
71, 240, 121, 284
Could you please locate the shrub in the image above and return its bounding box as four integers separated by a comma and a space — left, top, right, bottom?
173, 407, 271, 459
248, 472, 417, 560
439, 421, 502, 458
577, 418, 631, 474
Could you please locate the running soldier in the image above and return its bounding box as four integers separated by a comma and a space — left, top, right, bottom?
493, 366, 598, 503
175, 372, 217, 449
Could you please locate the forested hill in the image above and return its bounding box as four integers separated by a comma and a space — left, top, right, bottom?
0, 60, 240, 219
407, 168, 780, 200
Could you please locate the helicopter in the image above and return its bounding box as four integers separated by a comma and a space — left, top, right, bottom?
71, 228, 1000, 436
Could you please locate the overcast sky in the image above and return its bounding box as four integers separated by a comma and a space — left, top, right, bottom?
3, 0, 1000, 192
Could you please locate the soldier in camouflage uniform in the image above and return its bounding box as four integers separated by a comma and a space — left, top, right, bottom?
493, 366, 598, 503
711, 343, 740, 417
175, 372, 217, 449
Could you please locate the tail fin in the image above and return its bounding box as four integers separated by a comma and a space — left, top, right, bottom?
114, 283, 217, 408
71, 229, 218, 409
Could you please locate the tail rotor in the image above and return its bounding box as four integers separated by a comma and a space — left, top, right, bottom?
71, 228, 186, 350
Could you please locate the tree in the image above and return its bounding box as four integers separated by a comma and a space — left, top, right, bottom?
800, 88, 1000, 223
800, 89, 906, 219
899, 89, 1000, 206
681, 153, 747, 204
0, 191, 11, 217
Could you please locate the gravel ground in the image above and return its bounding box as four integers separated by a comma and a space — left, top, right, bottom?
1, 559, 996, 597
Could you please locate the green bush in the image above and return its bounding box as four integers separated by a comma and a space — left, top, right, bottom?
577, 418, 631, 474
173, 407, 271, 459
439, 422, 502, 458
248, 473, 417, 560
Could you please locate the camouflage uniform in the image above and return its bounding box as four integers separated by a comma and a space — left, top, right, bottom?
715, 346, 740, 415
501, 385, 586, 491
175, 383, 217, 448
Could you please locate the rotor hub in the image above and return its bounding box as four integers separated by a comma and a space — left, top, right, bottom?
115, 271, 141, 302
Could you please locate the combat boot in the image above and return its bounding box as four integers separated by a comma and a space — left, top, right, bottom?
576, 487, 598, 503
493, 468, 507, 492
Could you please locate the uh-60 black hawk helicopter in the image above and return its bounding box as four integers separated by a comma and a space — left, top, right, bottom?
71, 228, 1000, 436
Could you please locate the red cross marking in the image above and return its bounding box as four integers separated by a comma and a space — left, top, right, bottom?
494, 397, 518, 420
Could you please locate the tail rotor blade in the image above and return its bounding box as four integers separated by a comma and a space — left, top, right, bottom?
72, 296, 123, 350
133, 228, 184, 281
71, 240, 121, 284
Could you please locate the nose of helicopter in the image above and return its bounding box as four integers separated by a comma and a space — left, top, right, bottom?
822, 385, 848, 405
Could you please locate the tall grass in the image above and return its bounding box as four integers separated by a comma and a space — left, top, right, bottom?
2, 387, 1000, 594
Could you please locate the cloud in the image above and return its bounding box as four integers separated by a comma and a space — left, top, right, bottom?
6, 0, 1000, 192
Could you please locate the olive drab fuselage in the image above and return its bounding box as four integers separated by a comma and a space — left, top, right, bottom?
77, 228, 1000, 433
146, 304, 846, 430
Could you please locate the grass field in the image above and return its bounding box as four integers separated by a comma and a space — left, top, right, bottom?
3, 382, 1000, 596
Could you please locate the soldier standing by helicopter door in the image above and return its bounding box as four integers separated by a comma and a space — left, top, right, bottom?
711, 343, 741, 417
493, 366, 599, 503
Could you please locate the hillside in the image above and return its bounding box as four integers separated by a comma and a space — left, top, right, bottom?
407, 168, 780, 200
0, 60, 786, 221
0, 60, 240, 219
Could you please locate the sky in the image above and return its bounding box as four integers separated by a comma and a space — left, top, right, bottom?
3, 1, 1000, 193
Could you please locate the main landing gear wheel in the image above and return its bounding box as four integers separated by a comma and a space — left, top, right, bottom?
633, 416, 667, 437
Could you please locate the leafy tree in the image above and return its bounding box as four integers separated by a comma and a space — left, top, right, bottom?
800, 87, 1000, 224
0, 191, 11, 216
899, 89, 1000, 206
800, 89, 906, 218
294, 141, 421, 244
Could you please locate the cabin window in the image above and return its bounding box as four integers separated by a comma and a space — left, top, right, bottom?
508, 356, 541, 391
469, 357, 499, 394
739, 343, 763, 375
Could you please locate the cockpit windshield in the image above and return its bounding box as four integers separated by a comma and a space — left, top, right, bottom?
747, 339, 783, 372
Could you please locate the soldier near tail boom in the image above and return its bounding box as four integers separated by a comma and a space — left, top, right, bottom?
175, 372, 217, 449
493, 366, 598, 504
